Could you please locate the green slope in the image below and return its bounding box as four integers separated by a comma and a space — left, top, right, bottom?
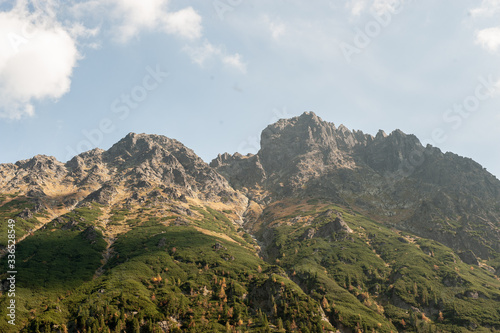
254, 199, 500, 333
1, 201, 334, 332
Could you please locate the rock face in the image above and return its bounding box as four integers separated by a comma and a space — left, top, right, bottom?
212, 112, 500, 259
316, 217, 353, 238
300, 210, 353, 241
0, 155, 67, 192
0, 133, 246, 208
81, 184, 119, 206
458, 250, 480, 266
210, 153, 266, 189
81, 226, 99, 244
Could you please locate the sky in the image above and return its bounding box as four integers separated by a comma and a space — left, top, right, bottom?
1, 0, 500, 178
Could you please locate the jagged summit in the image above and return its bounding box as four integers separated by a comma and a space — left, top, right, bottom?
258, 112, 424, 172
1, 132, 244, 205
212, 111, 500, 258
106, 132, 183, 155
214, 111, 426, 194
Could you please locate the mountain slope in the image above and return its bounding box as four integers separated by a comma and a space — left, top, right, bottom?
0, 113, 499, 332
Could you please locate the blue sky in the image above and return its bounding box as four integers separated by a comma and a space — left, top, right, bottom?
1, 0, 500, 177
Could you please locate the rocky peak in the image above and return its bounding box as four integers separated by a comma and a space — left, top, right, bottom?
260, 112, 338, 156
105, 132, 175, 165
102, 133, 245, 204
375, 129, 387, 139
258, 113, 340, 180
210, 152, 234, 167
214, 112, 411, 194
385, 129, 421, 147
15, 155, 66, 174
10, 155, 67, 189
2, 132, 246, 206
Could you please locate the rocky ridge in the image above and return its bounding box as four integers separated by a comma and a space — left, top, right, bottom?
212, 112, 500, 259
0, 132, 246, 209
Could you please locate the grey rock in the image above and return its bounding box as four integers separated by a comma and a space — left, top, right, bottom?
213, 242, 226, 251
316, 217, 353, 238
458, 250, 480, 266
81, 226, 99, 244
17, 208, 33, 219
82, 184, 118, 206
301, 228, 316, 240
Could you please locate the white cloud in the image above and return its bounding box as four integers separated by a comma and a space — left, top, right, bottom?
470, 0, 500, 17
261, 15, 286, 40
76, 0, 241, 73
0, 0, 243, 119
476, 27, 500, 52
69, 0, 202, 42
68, 22, 99, 39
183, 40, 246, 73
109, 0, 168, 42
183, 40, 220, 66
222, 53, 246, 73
104, 0, 202, 42
469, 1, 500, 53
269, 21, 285, 40
0, 4, 79, 119
163, 7, 202, 40
346, 0, 368, 16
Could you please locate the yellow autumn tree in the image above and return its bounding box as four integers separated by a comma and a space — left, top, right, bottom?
321, 296, 330, 309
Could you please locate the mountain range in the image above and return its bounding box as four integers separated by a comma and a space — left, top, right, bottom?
0, 112, 499, 332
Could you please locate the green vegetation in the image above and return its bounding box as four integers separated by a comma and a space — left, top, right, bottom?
189, 206, 253, 248
1, 195, 499, 332
14, 227, 106, 289
0, 205, 332, 332
0, 197, 43, 247
258, 201, 500, 332
0, 201, 107, 332
110, 207, 130, 223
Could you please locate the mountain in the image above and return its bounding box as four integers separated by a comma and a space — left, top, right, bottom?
1, 132, 244, 204
1, 112, 499, 333
212, 112, 500, 259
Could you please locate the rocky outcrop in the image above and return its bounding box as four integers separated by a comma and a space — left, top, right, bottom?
213, 112, 500, 259
81, 184, 119, 206
300, 211, 353, 241
0, 132, 246, 208
210, 153, 266, 189
0, 155, 67, 192
103, 133, 245, 204
81, 226, 100, 244
316, 217, 353, 238
458, 250, 480, 266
